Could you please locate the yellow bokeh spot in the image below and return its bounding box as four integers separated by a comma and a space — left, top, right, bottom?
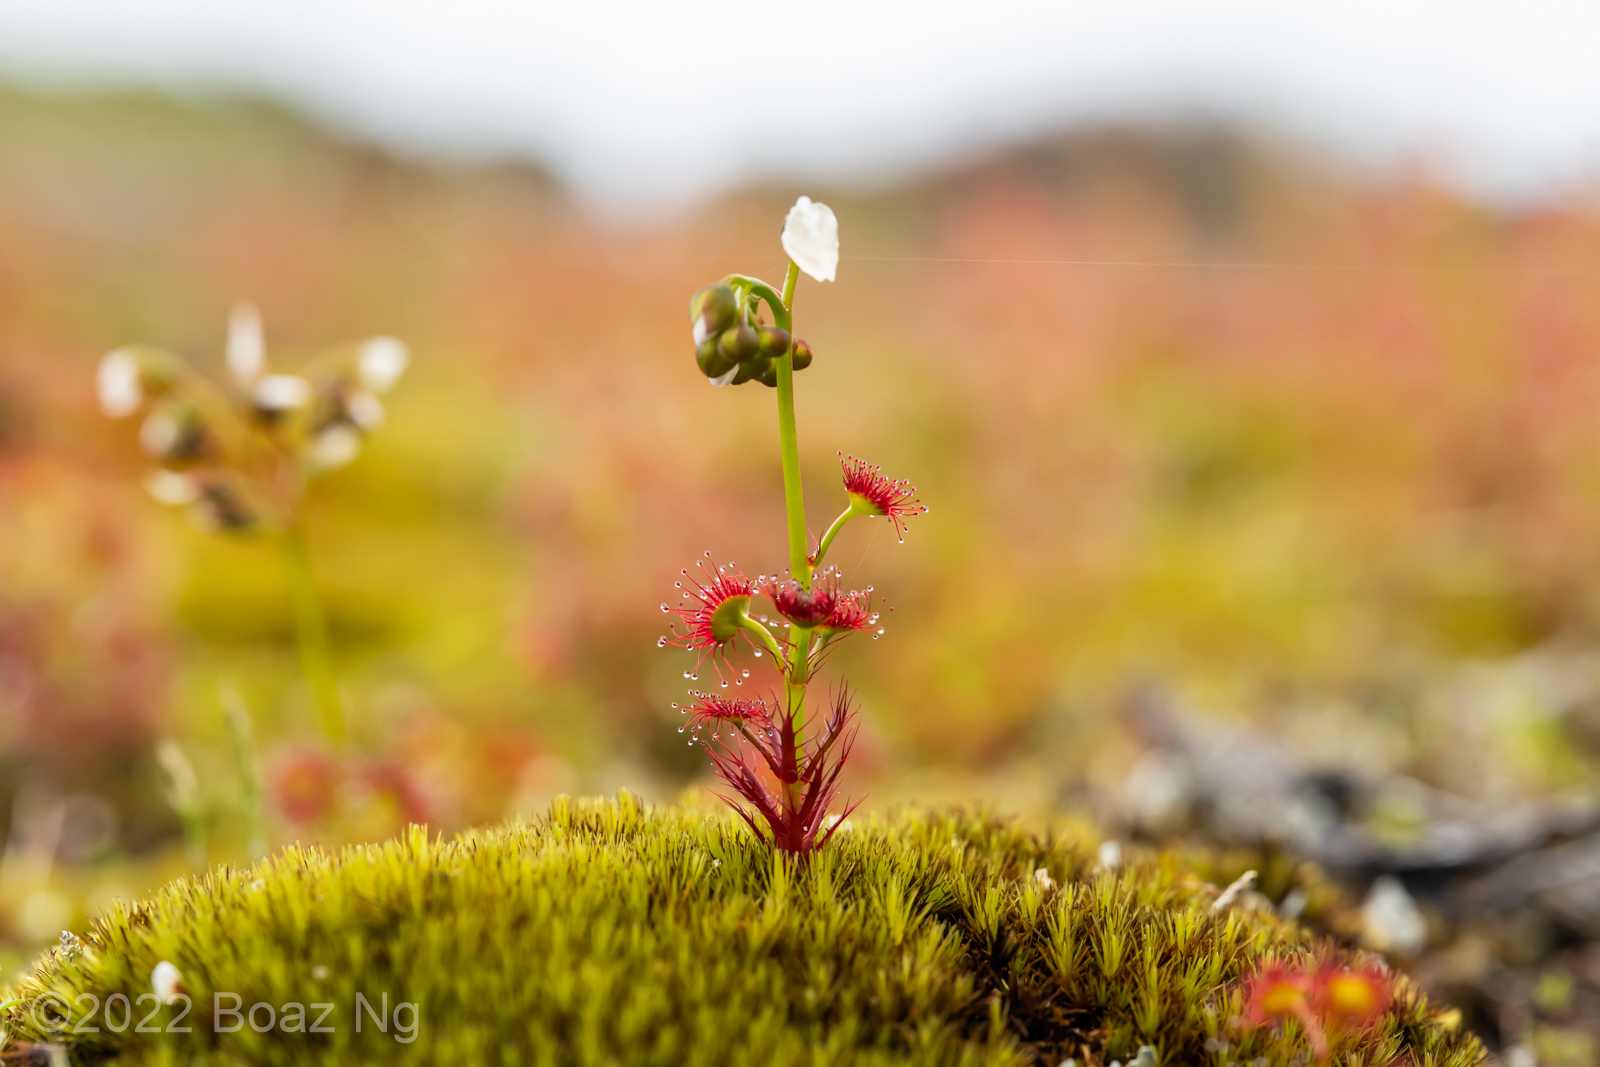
1328, 974, 1377, 1016
1261, 982, 1304, 1017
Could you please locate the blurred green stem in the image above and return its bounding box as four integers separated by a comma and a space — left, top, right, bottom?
156, 741, 207, 869
280, 517, 345, 741
221, 683, 268, 859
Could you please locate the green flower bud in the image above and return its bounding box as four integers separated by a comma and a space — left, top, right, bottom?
717, 323, 760, 364
756, 326, 791, 358
696, 339, 736, 379
731, 352, 771, 385
791, 338, 814, 371
690, 284, 738, 346
757, 363, 779, 388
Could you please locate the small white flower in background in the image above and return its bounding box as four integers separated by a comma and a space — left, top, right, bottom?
357, 336, 409, 393
1361, 874, 1426, 954
1130, 1046, 1159, 1067
1279, 887, 1308, 918
1096, 839, 1122, 870
781, 196, 839, 283
151, 960, 184, 1004
1033, 867, 1054, 889
311, 964, 329, 981
227, 304, 265, 386
254, 374, 311, 411
346, 392, 385, 431
97, 348, 142, 418
312, 426, 362, 469
144, 470, 200, 506
138, 409, 183, 457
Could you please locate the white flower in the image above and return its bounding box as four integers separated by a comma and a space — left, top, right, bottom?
1096, 839, 1121, 870
1361, 874, 1426, 954
357, 337, 409, 393
709, 364, 739, 387
138, 409, 183, 458
144, 470, 200, 506
1033, 867, 1054, 889
97, 348, 142, 418
227, 304, 265, 386
781, 196, 839, 283
254, 374, 311, 411
151, 960, 184, 1004
346, 391, 385, 431
312, 426, 362, 469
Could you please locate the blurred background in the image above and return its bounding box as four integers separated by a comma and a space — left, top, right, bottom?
2, 2, 1600, 1060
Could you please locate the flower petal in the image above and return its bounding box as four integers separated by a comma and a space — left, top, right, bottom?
227, 304, 265, 385
781, 196, 839, 283
358, 336, 409, 393
254, 374, 311, 411
96, 348, 142, 418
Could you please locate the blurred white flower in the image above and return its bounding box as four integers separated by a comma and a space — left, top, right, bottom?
227, 304, 265, 385
254, 374, 311, 411
1033, 867, 1054, 889
138, 409, 182, 457
144, 470, 200, 506
1097, 839, 1122, 870
97, 348, 142, 418
151, 960, 184, 1004
781, 196, 839, 283
1361, 874, 1426, 954
312, 426, 362, 469
346, 391, 385, 431
358, 337, 409, 393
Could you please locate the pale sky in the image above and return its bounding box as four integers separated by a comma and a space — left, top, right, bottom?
1, 0, 1598, 211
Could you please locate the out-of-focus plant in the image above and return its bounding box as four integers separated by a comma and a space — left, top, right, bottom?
663, 197, 926, 853
154, 740, 205, 868
95, 307, 409, 740
220, 684, 266, 860
1240, 957, 1395, 1060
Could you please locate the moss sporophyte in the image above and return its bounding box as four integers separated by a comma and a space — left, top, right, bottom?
663, 197, 926, 854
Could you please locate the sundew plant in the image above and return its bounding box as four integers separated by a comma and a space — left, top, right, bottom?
96, 307, 408, 741
664, 197, 926, 853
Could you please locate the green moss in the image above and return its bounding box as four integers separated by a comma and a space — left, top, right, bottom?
3, 796, 1480, 1066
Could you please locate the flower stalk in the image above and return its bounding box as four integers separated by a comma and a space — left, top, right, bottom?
280, 514, 344, 741
664, 197, 923, 852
